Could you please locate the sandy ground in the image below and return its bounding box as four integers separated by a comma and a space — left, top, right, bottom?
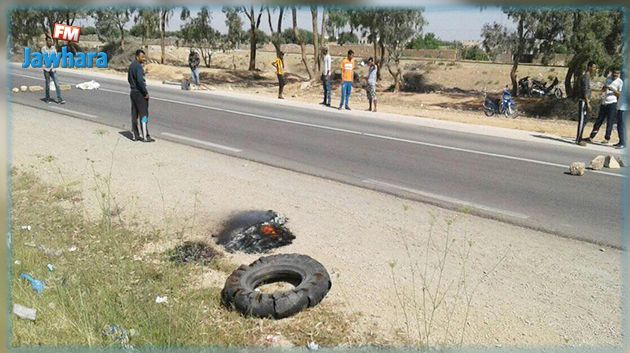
11, 103, 622, 347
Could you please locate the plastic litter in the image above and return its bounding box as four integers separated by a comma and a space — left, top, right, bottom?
76, 80, 101, 90
47, 264, 55, 272
14, 260, 21, 265
68, 245, 78, 252
13, 304, 36, 321
215, 210, 295, 254
37, 245, 63, 257
103, 324, 136, 349
155, 296, 168, 304
307, 341, 320, 350
21, 225, 32, 231
20, 273, 45, 294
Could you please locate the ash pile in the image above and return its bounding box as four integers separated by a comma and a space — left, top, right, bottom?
214, 210, 295, 254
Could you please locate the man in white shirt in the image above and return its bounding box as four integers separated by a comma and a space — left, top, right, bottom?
320, 48, 332, 107
613, 70, 626, 148
584, 68, 622, 145
41, 36, 65, 104
365, 57, 378, 112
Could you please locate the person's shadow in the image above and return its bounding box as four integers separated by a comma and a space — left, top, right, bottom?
118, 131, 135, 141
531, 134, 577, 145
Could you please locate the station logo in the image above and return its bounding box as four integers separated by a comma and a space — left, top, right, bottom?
22, 24, 108, 69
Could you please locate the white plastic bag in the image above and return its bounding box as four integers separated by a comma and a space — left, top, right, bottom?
75, 80, 101, 90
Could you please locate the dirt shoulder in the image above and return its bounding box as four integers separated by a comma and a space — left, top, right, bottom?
11, 103, 621, 346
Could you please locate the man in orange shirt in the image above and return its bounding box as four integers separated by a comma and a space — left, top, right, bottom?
339, 50, 355, 110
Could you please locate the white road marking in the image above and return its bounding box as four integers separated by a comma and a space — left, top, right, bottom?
11, 72, 626, 179
363, 178, 530, 219
48, 106, 97, 119
161, 132, 242, 153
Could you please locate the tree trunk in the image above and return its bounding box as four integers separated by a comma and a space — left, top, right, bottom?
266, 7, 284, 57
564, 64, 575, 99
320, 8, 326, 49
248, 6, 257, 71
386, 56, 402, 93
572, 69, 582, 99
293, 7, 313, 80
510, 17, 524, 96
311, 6, 320, 77
160, 12, 166, 64
377, 39, 385, 80
119, 23, 125, 51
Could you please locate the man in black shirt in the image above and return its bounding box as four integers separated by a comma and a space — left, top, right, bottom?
576, 61, 597, 145
128, 49, 154, 142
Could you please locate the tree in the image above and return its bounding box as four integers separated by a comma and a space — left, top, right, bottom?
326, 8, 349, 43
562, 9, 623, 97
481, 23, 512, 62
223, 8, 245, 51
180, 7, 220, 67
337, 31, 359, 45
281, 28, 313, 45
133, 8, 160, 56
502, 8, 539, 95
10, 10, 41, 49
311, 6, 321, 76
292, 7, 313, 80
92, 8, 133, 50
234, 6, 264, 71
380, 9, 425, 92
158, 7, 175, 64
266, 6, 286, 57
407, 32, 442, 50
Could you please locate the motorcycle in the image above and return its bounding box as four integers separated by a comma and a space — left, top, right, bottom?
530, 77, 563, 98
483, 87, 517, 118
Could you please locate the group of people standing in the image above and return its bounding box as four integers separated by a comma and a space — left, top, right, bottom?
126, 48, 626, 149
577, 61, 626, 149
272, 49, 379, 112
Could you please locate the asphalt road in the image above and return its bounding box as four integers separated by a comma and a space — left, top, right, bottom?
8, 66, 627, 248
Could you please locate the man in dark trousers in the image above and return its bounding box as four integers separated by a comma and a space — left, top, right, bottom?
128, 49, 154, 142
188, 49, 201, 86
271, 51, 285, 99
576, 61, 597, 145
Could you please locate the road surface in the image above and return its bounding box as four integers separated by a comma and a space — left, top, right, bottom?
8, 66, 626, 248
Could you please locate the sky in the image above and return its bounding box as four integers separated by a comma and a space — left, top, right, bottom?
77, 6, 515, 42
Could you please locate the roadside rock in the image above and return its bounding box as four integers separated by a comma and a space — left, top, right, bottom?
60, 84, 72, 91
300, 81, 311, 90
615, 156, 625, 167
605, 155, 620, 169
12, 88, 19, 93
589, 155, 606, 170
569, 162, 585, 176
20, 85, 27, 92
28, 86, 44, 92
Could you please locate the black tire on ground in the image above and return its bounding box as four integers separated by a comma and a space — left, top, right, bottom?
221, 254, 332, 319
484, 107, 495, 117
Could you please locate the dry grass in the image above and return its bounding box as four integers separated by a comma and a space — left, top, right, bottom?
10, 169, 375, 348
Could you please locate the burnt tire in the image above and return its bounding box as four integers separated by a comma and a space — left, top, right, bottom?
221, 254, 331, 319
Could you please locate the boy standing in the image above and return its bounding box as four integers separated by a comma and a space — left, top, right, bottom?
272, 51, 285, 99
